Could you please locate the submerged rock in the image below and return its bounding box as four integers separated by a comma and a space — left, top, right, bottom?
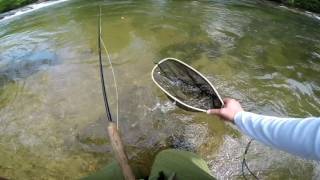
158, 40, 221, 63
0, 50, 58, 82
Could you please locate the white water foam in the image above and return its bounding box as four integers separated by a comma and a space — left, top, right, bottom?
0, 0, 70, 22
279, 5, 320, 21
305, 11, 320, 21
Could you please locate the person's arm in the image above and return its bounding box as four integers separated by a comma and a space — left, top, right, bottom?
207, 98, 320, 160
235, 111, 320, 160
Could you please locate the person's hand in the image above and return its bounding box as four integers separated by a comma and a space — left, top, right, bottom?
207, 98, 243, 123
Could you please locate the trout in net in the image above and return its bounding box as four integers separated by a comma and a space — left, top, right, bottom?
151, 58, 224, 112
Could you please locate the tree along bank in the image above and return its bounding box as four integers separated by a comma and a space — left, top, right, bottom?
1, 0, 319, 16
269, 0, 320, 13
0, 0, 38, 13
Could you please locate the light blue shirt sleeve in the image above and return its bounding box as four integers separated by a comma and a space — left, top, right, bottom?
234, 111, 320, 160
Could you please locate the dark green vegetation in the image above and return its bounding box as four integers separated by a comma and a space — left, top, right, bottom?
270, 0, 320, 13
1, 0, 320, 14
0, 0, 37, 13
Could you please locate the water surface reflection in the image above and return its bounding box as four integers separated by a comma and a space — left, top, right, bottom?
0, 0, 319, 179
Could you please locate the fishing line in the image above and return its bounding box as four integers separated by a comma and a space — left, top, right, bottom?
98, 6, 119, 129
242, 139, 259, 180
98, 8, 135, 180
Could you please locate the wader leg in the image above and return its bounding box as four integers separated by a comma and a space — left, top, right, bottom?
149, 149, 216, 180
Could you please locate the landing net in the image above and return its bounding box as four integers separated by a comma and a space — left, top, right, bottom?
151, 58, 223, 112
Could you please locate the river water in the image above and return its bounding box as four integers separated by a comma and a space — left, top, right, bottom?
0, 0, 319, 179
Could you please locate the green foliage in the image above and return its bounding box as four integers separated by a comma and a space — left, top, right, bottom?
292, 0, 320, 13
0, 0, 37, 13
270, 0, 320, 13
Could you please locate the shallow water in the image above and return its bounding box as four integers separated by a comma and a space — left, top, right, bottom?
0, 0, 319, 179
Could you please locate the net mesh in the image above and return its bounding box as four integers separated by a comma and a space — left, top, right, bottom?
152, 58, 223, 111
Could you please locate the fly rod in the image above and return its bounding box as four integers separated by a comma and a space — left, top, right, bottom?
98, 7, 135, 180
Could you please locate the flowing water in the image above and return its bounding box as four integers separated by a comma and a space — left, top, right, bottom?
0, 0, 320, 179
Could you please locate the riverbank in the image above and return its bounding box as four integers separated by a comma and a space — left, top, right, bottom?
0, 0, 69, 21
269, 0, 320, 13
0, 0, 38, 13
1, 0, 320, 15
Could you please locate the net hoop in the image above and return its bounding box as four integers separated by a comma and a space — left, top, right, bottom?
151, 57, 224, 112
